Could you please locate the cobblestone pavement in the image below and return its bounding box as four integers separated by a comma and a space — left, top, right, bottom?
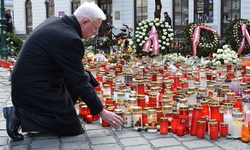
0, 67, 250, 150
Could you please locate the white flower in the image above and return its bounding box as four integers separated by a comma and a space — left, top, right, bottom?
222, 44, 229, 49
216, 54, 222, 59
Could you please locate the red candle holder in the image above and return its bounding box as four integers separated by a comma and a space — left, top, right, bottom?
220, 122, 228, 137
157, 111, 164, 122
190, 104, 203, 135
137, 80, 145, 95
86, 115, 93, 123
81, 105, 90, 121
179, 114, 189, 134
209, 102, 220, 123
209, 122, 219, 140
142, 111, 148, 127
160, 117, 168, 134
102, 120, 110, 127
171, 119, 179, 133
176, 125, 185, 136
196, 120, 206, 138
149, 93, 157, 107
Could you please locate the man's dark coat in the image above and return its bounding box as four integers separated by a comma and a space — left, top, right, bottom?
11, 15, 103, 135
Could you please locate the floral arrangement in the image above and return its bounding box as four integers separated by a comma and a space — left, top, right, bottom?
211, 44, 241, 66
134, 18, 174, 55
109, 38, 136, 63
0, 33, 24, 57
184, 22, 220, 56
224, 18, 250, 55
163, 53, 186, 64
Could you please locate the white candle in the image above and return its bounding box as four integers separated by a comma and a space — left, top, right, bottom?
224, 114, 233, 134
231, 121, 242, 138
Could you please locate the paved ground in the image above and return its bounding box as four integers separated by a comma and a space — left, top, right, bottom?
0, 67, 250, 150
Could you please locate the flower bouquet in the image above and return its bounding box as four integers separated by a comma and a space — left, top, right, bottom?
211, 44, 241, 66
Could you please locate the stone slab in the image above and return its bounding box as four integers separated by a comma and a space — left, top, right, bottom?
150, 137, 182, 148
120, 137, 148, 146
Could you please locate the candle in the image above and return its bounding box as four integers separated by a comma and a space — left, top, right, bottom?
81, 105, 90, 121
171, 119, 179, 133
102, 120, 110, 127
209, 102, 220, 125
137, 80, 145, 94
132, 107, 142, 130
137, 95, 145, 108
160, 117, 168, 134
220, 122, 228, 137
149, 93, 157, 107
209, 122, 219, 140
86, 115, 93, 123
179, 115, 189, 134
231, 121, 243, 138
176, 125, 185, 136
196, 120, 206, 138
147, 109, 157, 132
190, 104, 203, 135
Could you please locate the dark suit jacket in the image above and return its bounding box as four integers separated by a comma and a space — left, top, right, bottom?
11, 15, 103, 135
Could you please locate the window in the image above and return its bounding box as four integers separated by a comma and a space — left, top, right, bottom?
47, 0, 55, 17
173, 0, 188, 36
26, 0, 32, 34
136, 0, 148, 24
221, 0, 241, 39
71, 0, 80, 14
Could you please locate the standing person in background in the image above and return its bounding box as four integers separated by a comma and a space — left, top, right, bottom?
5, 9, 13, 33
3, 2, 123, 141
164, 12, 171, 26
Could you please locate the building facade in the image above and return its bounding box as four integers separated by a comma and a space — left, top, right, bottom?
12, 0, 250, 39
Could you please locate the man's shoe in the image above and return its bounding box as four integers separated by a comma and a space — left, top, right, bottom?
3, 106, 24, 141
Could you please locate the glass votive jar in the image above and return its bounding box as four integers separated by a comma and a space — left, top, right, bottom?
220, 122, 228, 137
132, 107, 142, 130
196, 120, 206, 138
209, 122, 219, 140
147, 109, 157, 132
160, 117, 168, 134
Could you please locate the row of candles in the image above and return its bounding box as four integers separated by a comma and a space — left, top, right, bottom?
3, 56, 250, 141
72, 58, 250, 141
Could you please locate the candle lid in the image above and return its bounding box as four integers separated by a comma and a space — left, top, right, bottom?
160, 117, 168, 121
179, 105, 189, 111
201, 100, 209, 105
220, 122, 228, 127
209, 101, 220, 107
193, 104, 202, 109
137, 94, 145, 99
197, 120, 206, 125
163, 105, 173, 110
209, 121, 218, 126
179, 98, 188, 103
114, 109, 122, 113
149, 93, 157, 98
243, 97, 250, 102
147, 109, 157, 114
226, 92, 235, 97
223, 103, 234, 108
133, 107, 142, 112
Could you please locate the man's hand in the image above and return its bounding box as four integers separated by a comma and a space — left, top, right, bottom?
99, 109, 124, 128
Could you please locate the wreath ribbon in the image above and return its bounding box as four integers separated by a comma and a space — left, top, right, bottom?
192, 25, 218, 56
142, 25, 160, 54
238, 24, 250, 55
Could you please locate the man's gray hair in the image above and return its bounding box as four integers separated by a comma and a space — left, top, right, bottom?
74, 2, 106, 21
